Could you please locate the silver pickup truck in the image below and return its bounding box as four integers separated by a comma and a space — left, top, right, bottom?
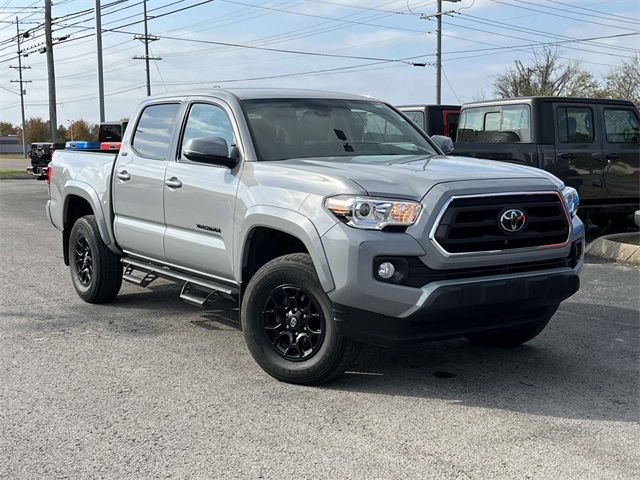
47, 88, 584, 384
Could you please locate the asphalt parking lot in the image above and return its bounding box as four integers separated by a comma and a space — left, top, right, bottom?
1, 179, 638, 479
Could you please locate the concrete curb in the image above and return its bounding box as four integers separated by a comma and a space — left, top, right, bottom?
586, 232, 640, 266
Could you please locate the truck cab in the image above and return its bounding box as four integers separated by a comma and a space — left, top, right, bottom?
397, 104, 460, 140
453, 97, 640, 217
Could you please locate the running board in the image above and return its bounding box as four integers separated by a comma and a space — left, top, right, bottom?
121, 256, 239, 297
180, 282, 219, 307
123, 264, 159, 287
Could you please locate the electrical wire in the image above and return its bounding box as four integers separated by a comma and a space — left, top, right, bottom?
488, 0, 640, 32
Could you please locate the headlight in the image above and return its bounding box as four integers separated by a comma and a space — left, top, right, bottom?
562, 186, 579, 217
325, 195, 422, 230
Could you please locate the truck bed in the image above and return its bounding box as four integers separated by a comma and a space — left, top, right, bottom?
48, 149, 119, 241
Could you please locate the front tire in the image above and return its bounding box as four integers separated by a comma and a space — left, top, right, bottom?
69, 215, 122, 303
241, 253, 361, 385
466, 305, 558, 347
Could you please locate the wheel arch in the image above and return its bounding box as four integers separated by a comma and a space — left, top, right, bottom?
62, 182, 119, 264
237, 206, 335, 292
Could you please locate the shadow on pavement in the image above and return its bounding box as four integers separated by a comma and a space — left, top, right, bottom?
23, 278, 636, 423
326, 301, 639, 423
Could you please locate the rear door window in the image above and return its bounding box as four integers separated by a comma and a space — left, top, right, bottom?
403, 110, 424, 128
457, 104, 531, 143
132, 103, 181, 159
603, 108, 640, 143
557, 107, 595, 143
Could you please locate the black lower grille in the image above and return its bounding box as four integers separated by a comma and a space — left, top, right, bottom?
403, 256, 571, 288
434, 193, 569, 253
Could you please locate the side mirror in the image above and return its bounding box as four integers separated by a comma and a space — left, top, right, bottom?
183, 137, 239, 168
431, 135, 454, 155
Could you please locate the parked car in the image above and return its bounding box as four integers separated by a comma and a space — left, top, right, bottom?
27, 141, 65, 179
397, 104, 460, 140
452, 97, 640, 225
47, 89, 584, 384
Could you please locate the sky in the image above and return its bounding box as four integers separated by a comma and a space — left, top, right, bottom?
0, 0, 638, 126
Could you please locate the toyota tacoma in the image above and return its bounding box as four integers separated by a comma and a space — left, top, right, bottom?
47, 89, 584, 384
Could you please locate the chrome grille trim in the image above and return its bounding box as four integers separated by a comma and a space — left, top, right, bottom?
428, 191, 572, 257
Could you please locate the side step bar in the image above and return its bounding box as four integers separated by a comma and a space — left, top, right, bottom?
180, 282, 220, 307
121, 257, 239, 302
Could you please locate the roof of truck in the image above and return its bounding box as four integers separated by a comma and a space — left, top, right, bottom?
462, 96, 635, 108
397, 104, 460, 109
147, 88, 376, 102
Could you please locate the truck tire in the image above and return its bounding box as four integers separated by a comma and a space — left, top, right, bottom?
241, 253, 361, 385
466, 305, 558, 347
69, 215, 122, 303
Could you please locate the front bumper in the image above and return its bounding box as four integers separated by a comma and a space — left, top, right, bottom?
321, 213, 584, 346
334, 267, 579, 346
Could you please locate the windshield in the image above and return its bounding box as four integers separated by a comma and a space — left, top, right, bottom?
241, 98, 438, 161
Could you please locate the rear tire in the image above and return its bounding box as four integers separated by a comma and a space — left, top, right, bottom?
466, 305, 558, 347
241, 253, 361, 385
69, 215, 122, 303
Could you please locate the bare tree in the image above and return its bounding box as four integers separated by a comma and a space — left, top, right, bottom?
603, 52, 639, 105
493, 47, 600, 98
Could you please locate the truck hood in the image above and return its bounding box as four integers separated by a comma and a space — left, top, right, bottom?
279, 154, 560, 199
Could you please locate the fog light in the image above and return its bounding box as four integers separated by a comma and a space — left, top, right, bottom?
377, 261, 395, 279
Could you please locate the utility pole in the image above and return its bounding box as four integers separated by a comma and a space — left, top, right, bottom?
133, 0, 161, 96
434, 0, 460, 105
44, 0, 57, 142
95, 0, 105, 122
435, 0, 442, 105
10, 16, 31, 158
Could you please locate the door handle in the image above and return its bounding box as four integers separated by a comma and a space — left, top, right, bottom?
558, 153, 576, 160
116, 170, 131, 181
164, 177, 182, 189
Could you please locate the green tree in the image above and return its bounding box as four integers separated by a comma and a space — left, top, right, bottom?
68, 119, 98, 141
18, 118, 49, 145
493, 47, 601, 98
0, 121, 18, 136
57, 124, 69, 141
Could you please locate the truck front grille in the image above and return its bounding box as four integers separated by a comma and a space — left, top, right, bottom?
432, 193, 570, 254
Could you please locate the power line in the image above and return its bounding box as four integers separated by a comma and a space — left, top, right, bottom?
540, 0, 639, 23
451, 13, 638, 57
216, 0, 428, 34
488, 0, 640, 32
440, 65, 461, 103
531, 0, 639, 26
125, 31, 430, 65
109, 27, 639, 63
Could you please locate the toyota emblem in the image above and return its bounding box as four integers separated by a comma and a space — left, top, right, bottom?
499, 208, 527, 233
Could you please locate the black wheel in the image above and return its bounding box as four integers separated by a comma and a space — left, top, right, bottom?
69, 215, 122, 303
466, 305, 558, 347
241, 253, 361, 385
